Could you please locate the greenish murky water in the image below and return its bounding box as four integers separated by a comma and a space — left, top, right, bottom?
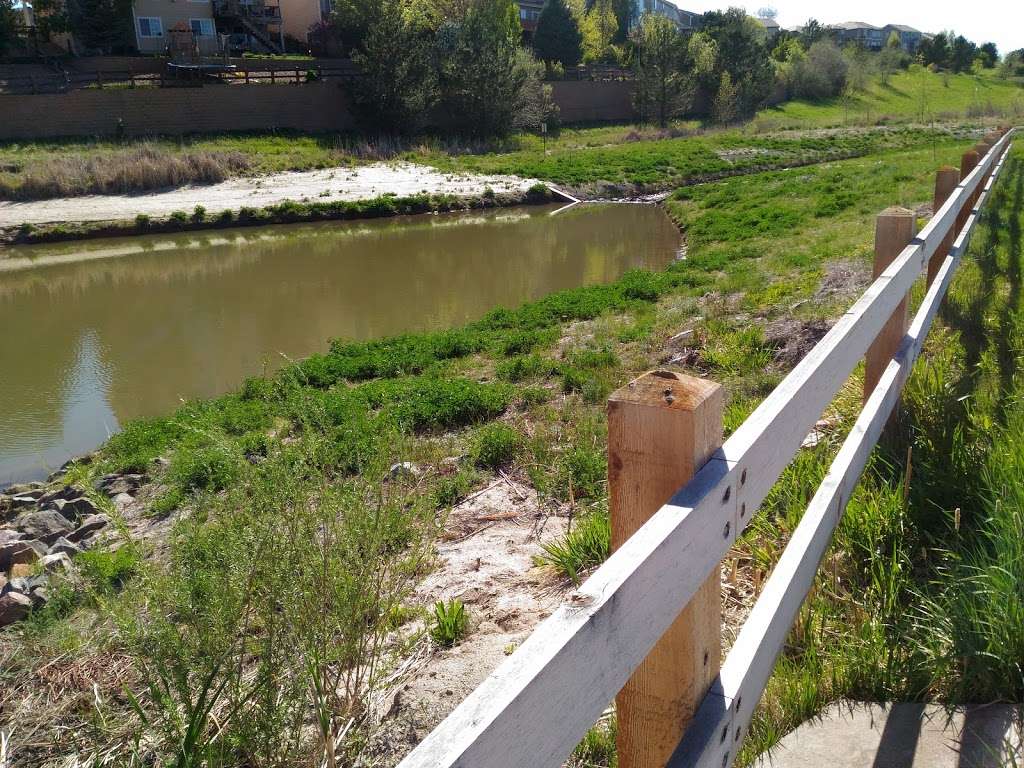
0, 203, 682, 485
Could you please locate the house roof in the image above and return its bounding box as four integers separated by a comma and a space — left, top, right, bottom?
756, 16, 781, 29
834, 21, 881, 31
885, 24, 921, 34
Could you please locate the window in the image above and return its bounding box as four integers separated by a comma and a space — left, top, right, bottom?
190, 17, 216, 35
137, 16, 162, 37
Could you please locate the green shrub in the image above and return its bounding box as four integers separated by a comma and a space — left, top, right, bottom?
559, 443, 605, 500
496, 354, 550, 382
169, 210, 189, 224
538, 505, 610, 584
135, 213, 151, 228
150, 486, 185, 517
434, 470, 475, 509
472, 423, 521, 469
430, 599, 468, 647
361, 377, 512, 432
238, 431, 271, 458
170, 444, 240, 493
215, 395, 274, 436
78, 547, 141, 593
103, 417, 180, 473
192, 205, 207, 222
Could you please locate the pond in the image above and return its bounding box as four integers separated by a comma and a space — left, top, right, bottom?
0, 203, 682, 485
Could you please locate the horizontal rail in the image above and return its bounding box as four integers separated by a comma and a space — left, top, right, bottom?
669, 141, 1012, 768
397, 128, 1016, 768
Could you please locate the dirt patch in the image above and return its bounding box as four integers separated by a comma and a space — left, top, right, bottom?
0, 163, 540, 228
366, 480, 571, 766
814, 259, 872, 306
764, 316, 833, 369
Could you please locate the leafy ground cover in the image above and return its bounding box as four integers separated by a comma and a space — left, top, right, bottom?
2, 137, 1022, 767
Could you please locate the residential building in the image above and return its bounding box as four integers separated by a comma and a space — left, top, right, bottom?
276, 0, 330, 47
132, 0, 221, 55
212, 0, 284, 53
833, 21, 886, 51
517, 0, 543, 38
883, 23, 923, 54
632, 0, 702, 30
755, 15, 780, 40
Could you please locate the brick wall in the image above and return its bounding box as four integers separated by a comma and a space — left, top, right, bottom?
0, 80, 635, 140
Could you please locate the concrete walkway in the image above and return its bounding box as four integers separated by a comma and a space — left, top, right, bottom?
0, 162, 539, 227
756, 702, 1022, 768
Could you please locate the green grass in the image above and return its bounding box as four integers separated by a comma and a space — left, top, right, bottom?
430, 599, 469, 647
756, 67, 1024, 129
6, 133, 1024, 766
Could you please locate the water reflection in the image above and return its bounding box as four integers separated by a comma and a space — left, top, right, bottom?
0, 203, 681, 484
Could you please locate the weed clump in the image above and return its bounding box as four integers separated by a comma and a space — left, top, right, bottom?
471, 423, 521, 469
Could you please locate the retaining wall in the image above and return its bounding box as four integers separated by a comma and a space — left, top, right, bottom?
0, 80, 636, 140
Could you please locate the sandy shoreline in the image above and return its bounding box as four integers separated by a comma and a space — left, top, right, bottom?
0, 162, 540, 227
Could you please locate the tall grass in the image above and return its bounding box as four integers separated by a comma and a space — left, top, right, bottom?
0, 145, 251, 200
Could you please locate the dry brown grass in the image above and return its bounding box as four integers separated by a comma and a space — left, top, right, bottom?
0, 145, 252, 201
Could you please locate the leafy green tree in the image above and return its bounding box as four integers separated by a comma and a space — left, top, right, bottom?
533, 0, 582, 67
344, 0, 439, 132
441, 0, 553, 136
919, 31, 950, 69
978, 42, 998, 68
712, 70, 738, 123
581, 0, 618, 63
0, 0, 18, 56
878, 32, 907, 84
70, 0, 132, 53
799, 17, 825, 47
632, 13, 694, 127
28, 0, 70, 42
700, 7, 774, 117
949, 34, 977, 73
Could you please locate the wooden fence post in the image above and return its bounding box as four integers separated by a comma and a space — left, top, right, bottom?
929, 166, 961, 287
608, 370, 723, 768
864, 208, 916, 403
958, 150, 981, 231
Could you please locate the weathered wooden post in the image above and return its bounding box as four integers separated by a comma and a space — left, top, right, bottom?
608, 370, 723, 768
929, 166, 961, 287
958, 149, 981, 231
864, 208, 916, 403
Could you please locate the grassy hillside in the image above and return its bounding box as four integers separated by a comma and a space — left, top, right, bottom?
756, 67, 1024, 129
5, 129, 1022, 766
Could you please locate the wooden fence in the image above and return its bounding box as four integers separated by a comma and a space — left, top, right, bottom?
396, 127, 1018, 768
0, 62, 359, 94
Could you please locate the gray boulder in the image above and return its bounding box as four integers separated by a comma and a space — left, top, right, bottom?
49, 537, 83, 557
47, 496, 98, 523
0, 592, 32, 626
67, 513, 110, 543
0, 528, 22, 547
40, 551, 74, 575
14, 510, 74, 545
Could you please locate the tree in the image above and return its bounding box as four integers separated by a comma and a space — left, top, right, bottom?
919, 31, 950, 69
878, 32, 907, 84
632, 13, 694, 127
533, 0, 582, 67
344, 0, 439, 132
441, 0, 554, 136
799, 18, 825, 47
978, 42, 998, 68
0, 0, 18, 56
581, 0, 618, 63
712, 71, 738, 123
28, 0, 70, 42
68, 0, 132, 53
949, 34, 977, 73
700, 8, 775, 117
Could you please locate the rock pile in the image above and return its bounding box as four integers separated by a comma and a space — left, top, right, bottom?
0, 481, 115, 627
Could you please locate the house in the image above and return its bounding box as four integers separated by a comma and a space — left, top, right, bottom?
883, 23, 923, 54
833, 21, 886, 51
132, 0, 284, 56
517, 0, 543, 38
755, 15, 780, 40
632, 0, 702, 30
132, 0, 220, 55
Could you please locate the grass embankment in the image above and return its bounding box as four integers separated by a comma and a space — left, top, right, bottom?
6, 186, 554, 246
2, 137, 1022, 767
2, 68, 1019, 204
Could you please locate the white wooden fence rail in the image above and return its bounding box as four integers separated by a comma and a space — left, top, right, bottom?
397, 129, 1017, 768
